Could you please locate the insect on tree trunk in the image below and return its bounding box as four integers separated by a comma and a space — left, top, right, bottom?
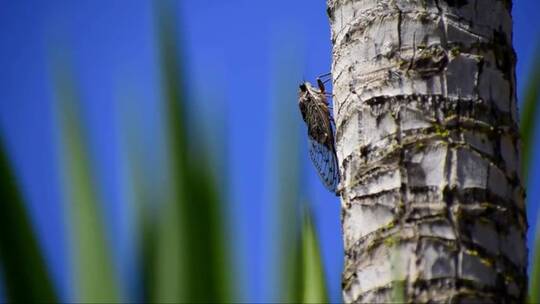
327, 0, 527, 302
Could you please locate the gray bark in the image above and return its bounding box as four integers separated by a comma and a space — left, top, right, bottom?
327, 0, 527, 302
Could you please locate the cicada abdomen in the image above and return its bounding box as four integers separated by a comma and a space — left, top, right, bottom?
298, 78, 340, 194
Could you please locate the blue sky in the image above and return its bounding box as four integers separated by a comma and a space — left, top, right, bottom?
0, 1, 539, 302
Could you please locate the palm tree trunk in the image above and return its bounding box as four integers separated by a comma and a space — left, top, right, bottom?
328, 0, 527, 302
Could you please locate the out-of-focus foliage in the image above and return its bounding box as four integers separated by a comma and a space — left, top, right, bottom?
0, 1, 331, 303
0, 140, 57, 303
300, 210, 328, 303
521, 46, 540, 180
53, 61, 120, 302
523, 47, 540, 303
269, 48, 303, 303
150, 1, 232, 301
267, 39, 330, 303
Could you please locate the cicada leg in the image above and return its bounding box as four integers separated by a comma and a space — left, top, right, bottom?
316, 72, 332, 92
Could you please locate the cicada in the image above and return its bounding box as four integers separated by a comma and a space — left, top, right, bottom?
298, 75, 340, 194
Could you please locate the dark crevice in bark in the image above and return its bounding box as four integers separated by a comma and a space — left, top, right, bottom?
357, 278, 505, 303
444, 0, 469, 8
337, 94, 520, 139
342, 138, 525, 201
396, 7, 403, 51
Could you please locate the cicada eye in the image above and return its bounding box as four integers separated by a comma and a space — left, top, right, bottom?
299, 83, 307, 92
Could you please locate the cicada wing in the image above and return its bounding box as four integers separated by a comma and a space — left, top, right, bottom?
308, 137, 339, 193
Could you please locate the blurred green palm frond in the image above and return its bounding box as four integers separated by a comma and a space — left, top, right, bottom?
52, 62, 120, 302
0, 139, 58, 303
299, 210, 328, 303
521, 46, 540, 181
269, 37, 329, 303
524, 46, 540, 304
149, 1, 232, 302
0, 2, 332, 303
268, 45, 301, 303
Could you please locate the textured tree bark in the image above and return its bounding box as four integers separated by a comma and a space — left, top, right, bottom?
327, 0, 527, 302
